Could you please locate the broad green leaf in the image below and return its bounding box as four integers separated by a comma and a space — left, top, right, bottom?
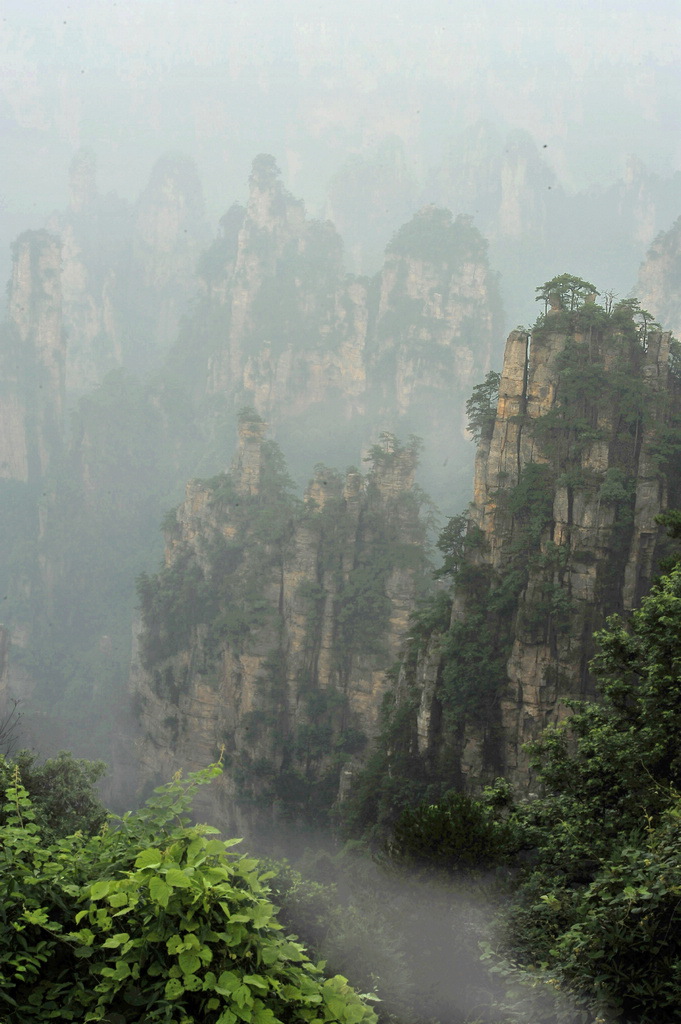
90, 880, 111, 900
345, 1002, 370, 1024
244, 974, 268, 991
149, 877, 171, 908
204, 866, 231, 884
280, 983, 303, 999
134, 848, 163, 870
215, 970, 240, 996
165, 977, 184, 1000
166, 934, 186, 955
178, 950, 201, 974
186, 838, 205, 865
206, 839, 230, 855
252, 1006, 277, 1024
324, 994, 347, 1019
183, 972, 203, 991
280, 940, 305, 961
165, 869, 192, 888
198, 944, 213, 963
251, 905, 272, 929
233, 983, 252, 1009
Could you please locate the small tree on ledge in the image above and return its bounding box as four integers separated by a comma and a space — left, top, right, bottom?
535, 274, 598, 314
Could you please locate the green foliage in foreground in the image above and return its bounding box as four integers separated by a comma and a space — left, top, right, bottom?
502, 564, 681, 1023
0, 762, 377, 1024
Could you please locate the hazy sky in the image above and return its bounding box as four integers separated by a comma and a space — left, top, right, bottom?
1, 0, 680, 260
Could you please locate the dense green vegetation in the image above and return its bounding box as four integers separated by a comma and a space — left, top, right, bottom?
501, 564, 681, 1016
386, 208, 489, 267
0, 750, 107, 842
0, 760, 377, 1024
342, 557, 681, 1023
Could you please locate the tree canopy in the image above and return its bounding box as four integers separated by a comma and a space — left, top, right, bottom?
465, 370, 500, 443
535, 274, 597, 313
502, 562, 681, 1022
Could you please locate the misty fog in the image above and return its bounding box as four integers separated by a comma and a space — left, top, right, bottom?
1, 2, 680, 1022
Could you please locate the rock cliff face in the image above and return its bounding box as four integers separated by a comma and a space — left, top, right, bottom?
132, 417, 430, 832
373, 207, 496, 411
46, 150, 209, 393
0, 151, 495, 767
636, 215, 681, 341
183, 156, 501, 491
400, 302, 680, 793
0, 230, 64, 481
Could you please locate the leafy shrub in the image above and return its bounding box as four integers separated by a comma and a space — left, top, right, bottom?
0, 762, 377, 1024
500, 563, 681, 1021
385, 788, 518, 874
0, 750, 107, 841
